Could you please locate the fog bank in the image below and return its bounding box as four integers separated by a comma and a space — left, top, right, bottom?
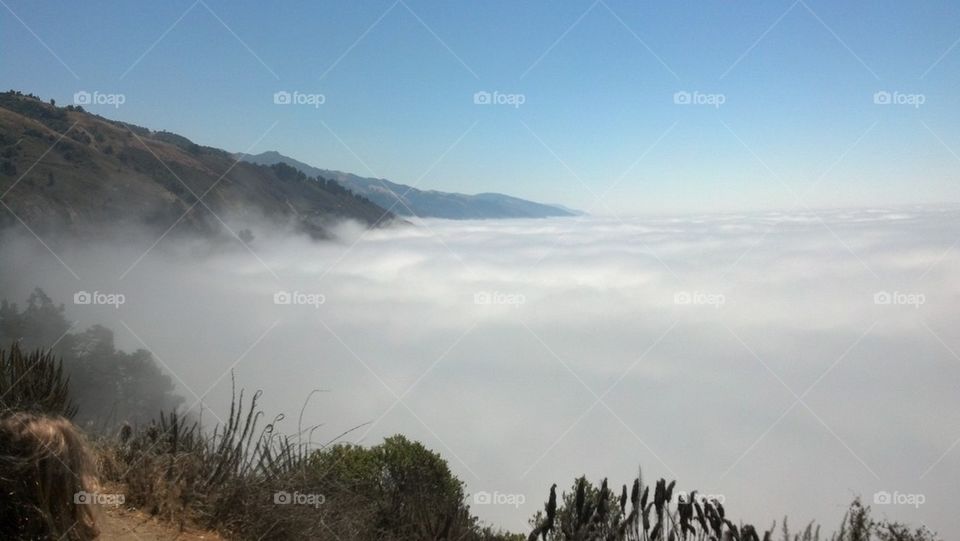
1, 207, 958, 535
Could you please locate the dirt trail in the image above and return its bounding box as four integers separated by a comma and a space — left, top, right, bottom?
98, 506, 225, 541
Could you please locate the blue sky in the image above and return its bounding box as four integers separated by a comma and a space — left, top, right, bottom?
2, 0, 959, 213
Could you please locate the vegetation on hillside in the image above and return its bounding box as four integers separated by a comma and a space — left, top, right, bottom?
0, 90, 396, 238
96, 383, 518, 540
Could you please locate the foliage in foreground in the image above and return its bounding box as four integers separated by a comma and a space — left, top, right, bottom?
99, 384, 517, 540
525, 476, 940, 541
101, 386, 941, 541
0, 342, 76, 418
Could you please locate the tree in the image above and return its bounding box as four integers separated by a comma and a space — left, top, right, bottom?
308, 435, 481, 540
0, 289, 183, 429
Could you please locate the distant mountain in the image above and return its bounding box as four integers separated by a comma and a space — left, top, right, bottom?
0, 92, 395, 239
239, 151, 580, 220
545, 203, 588, 216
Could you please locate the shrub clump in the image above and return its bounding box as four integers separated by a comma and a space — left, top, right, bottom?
525, 475, 941, 541
102, 384, 516, 540
0, 343, 76, 418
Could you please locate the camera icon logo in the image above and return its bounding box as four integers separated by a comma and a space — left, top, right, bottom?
473, 91, 492, 105
673, 91, 691, 105
73, 91, 92, 105
274, 491, 291, 504
273, 91, 292, 105
673, 291, 692, 305
473, 491, 492, 505
74, 491, 93, 504
74, 291, 92, 305
474, 291, 492, 305
873, 291, 892, 305
873, 491, 892, 505
873, 91, 891, 105
273, 291, 292, 305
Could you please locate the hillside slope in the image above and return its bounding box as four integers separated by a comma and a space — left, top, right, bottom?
240, 150, 579, 219
0, 92, 395, 240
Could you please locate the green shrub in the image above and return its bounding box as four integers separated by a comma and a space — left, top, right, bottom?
100, 382, 519, 540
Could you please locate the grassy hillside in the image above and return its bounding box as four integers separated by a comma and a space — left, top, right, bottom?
0, 91, 395, 239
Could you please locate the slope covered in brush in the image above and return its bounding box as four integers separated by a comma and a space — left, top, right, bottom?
0, 91, 395, 239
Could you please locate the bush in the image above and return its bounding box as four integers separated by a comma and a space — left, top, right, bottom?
307, 435, 479, 539
524, 475, 941, 541
99, 382, 518, 540
0, 343, 77, 418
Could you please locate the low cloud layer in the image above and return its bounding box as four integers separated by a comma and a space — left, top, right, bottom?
2, 207, 958, 535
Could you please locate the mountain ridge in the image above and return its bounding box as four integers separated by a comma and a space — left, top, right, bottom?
0, 91, 396, 241
239, 150, 581, 220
